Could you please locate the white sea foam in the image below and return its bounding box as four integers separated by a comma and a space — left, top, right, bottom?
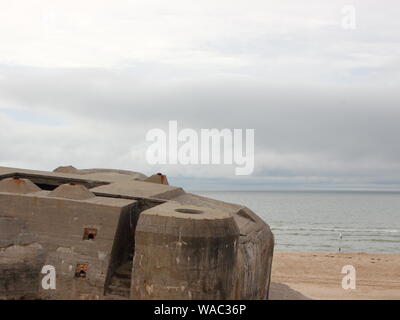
198, 190, 400, 253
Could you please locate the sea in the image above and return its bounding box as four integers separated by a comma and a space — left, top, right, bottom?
196, 191, 400, 253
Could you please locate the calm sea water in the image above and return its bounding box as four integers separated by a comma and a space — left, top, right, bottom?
196, 191, 400, 253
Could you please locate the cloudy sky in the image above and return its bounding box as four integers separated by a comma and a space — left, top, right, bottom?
0, 0, 399, 190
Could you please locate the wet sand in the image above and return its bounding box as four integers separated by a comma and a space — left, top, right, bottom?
270, 251, 400, 300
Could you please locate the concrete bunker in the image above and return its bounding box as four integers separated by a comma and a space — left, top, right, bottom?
104, 198, 165, 298
48, 183, 96, 200
0, 166, 274, 300
0, 177, 41, 194
0, 172, 109, 191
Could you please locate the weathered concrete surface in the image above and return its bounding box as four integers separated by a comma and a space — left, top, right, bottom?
132, 201, 240, 299
91, 179, 184, 200
144, 173, 169, 185
54, 166, 148, 182
0, 166, 274, 300
0, 177, 41, 194
48, 183, 96, 200
171, 193, 274, 299
0, 244, 46, 300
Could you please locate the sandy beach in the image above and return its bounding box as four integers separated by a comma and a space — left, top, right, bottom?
270, 251, 400, 300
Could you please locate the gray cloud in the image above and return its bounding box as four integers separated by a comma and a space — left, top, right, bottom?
0, 1, 399, 190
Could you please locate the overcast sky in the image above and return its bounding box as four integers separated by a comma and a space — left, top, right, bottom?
0, 0, 399, 190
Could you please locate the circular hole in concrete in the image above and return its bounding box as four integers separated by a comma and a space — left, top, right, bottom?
175, 208, 203, 214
